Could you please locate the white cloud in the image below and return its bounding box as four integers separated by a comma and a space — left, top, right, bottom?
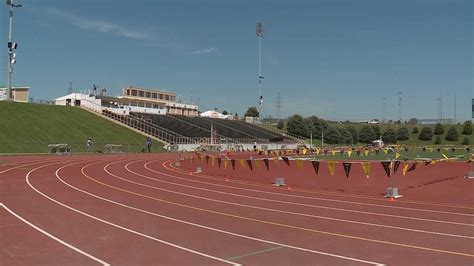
191, 47, 219, 55
43, 8, 153, 41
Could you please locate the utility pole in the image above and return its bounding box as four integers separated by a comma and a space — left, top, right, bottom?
454, 92, 457, 124
382, 97, 386, 123
256, 22, 264, 119
276, 92, 282, 119
6, 0, 22, 100
68, 82, 73, 94
398, 90, 402, 124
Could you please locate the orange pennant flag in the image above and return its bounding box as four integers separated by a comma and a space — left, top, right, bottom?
238, 159, 246, 169
295, 159, 304, 169
224, 159, 229, 170
254, 159, 261, 168
328, 161, 336, 176
402, 162, 410, 176
316, 148, 321, 155
347, 150, 352, 157
364, 149, 369, 157
331, 150, 336, 156
361, 162, 371, 178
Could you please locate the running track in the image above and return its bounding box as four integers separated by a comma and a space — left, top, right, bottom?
1, 154, 473, 265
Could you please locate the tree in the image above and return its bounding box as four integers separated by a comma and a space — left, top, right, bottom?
418, 127, 433, 141
382, 127, 397, 144
396, 126, 409, 141
408, 118, 417, 125
445, 126, 459, 141
338, 127, 353, 145
286, 115, 306, 137
462, 137, 470, 145
371, 125, 381, 139
222, 110, 228, 115
324, 127, 342, 144
434, 136, 442, 144
346, 125, 359, 144
276, 119, 285, 129
433, 123, 445, 135
412, 127, 419, 134
244, 107, 259, 117
359, 125, 377, 144
462, 121, 472, 135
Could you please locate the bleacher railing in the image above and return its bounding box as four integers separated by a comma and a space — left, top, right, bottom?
254, 122, 306, 144
202, 117, 269, 143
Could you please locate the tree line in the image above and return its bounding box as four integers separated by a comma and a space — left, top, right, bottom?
278, 115, 472, 145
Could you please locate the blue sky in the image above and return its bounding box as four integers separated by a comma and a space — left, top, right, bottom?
1, 0, 472, 121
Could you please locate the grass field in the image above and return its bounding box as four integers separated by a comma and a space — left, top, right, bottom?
0, 101, 163, 153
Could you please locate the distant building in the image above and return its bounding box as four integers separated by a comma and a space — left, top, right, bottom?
0, 87, 29, 102
121, 86, 198, 116
417, 119, 454, 125
54, 86, 198, 117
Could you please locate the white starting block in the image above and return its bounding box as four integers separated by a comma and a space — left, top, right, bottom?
273, 177, 286, 187
174, 161, 181, 167
385, 187, 403, 198
195, 167, 202, 174
466, 172, 474, 179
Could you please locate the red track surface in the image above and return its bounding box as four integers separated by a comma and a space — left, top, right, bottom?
1, 153, 473, 265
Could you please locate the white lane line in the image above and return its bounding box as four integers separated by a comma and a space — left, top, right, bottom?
0, 203, 109, 266
153, 160, 474, 217
125, 160, 474, 228
58, 160, 384, 266
117, 161, 473, 239
26, 161, 240, 266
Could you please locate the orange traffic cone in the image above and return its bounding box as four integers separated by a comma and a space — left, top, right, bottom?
189, 172, 193, 175
389, 196, 395, 202
225, 176, 229, 182
287, 185, 292, 191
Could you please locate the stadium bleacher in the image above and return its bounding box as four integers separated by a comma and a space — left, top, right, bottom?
134, 113, 293, 143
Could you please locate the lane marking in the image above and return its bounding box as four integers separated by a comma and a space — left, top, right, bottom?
25, 161, 241, 266
116, 161, 474, 239
120, 160, 474, 228
226, 246, 284, 261
83, 160, 474, 258
56, 160, 385, 265
159, 160, 474, 217
1, 200, 109, 266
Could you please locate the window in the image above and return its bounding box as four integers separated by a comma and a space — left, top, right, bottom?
171, 96, 176, 101
138, 91, 144, 97
165, 95, 170, 101
126, 90, 130, 96
145, 92, 151, 98
159, 94, 163, 99
152, 93, 157, 99
131, 90, 137, 96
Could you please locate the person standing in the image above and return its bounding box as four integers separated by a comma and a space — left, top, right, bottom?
86, 138, 92, 152
146, 137, 152, 153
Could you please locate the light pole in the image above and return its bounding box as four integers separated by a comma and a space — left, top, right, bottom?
309, 131, 312, 149
256, 22, 264, 119
6, 0, 22, 101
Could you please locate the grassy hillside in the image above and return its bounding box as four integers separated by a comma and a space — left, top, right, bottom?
0, 101, 163, 153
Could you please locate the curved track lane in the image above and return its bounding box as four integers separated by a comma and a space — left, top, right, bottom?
1, 154, 473, 265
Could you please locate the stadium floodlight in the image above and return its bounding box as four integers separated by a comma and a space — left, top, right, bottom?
256, 22, 264, 117
6, 0, 22, 101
